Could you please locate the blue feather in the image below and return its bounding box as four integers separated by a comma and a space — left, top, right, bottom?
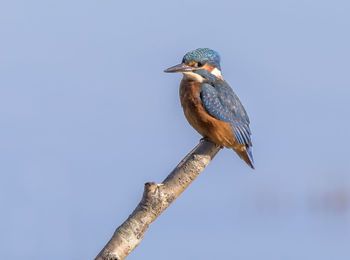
200, 81, 253, 150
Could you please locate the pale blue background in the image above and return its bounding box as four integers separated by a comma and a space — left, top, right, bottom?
1, 0, 350, 259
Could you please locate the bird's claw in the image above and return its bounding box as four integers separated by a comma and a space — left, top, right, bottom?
200, 137, 211, 143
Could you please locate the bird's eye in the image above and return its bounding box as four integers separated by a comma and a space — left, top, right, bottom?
197, 62, 203, 67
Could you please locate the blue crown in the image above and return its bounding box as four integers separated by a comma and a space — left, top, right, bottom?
182, 48, 221, 70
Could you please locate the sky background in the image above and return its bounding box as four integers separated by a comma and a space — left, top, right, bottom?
1, 0, 350, 259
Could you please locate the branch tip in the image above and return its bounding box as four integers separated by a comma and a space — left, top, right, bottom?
95, 139, 221, 260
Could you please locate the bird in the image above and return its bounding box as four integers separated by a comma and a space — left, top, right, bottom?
164, 48, 254, 169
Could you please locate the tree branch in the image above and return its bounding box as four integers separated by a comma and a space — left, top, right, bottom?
95, 139, 221, 260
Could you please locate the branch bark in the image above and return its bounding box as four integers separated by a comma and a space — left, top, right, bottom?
95, 139, 221, 260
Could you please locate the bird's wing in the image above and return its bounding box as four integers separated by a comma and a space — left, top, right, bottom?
200, 82, 252, 147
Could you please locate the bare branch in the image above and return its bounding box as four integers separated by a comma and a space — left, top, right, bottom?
95, 139, 221, 260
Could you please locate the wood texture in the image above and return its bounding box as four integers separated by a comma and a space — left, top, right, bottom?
95, 139, 221, 260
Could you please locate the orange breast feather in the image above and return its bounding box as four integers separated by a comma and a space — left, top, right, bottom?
179, 79, 237, 148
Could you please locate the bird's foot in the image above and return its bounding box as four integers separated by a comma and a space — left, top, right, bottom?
200, 137, 223, 149
200, 137, 211, 143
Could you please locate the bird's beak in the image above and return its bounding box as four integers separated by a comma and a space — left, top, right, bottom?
164, 63, 195, 73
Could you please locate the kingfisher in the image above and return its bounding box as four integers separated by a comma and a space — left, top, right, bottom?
164, 48, 254, 169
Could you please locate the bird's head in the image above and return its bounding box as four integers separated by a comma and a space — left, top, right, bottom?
164, 48, 222, 81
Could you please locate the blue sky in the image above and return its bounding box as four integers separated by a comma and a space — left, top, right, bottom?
1, 0, 350, 259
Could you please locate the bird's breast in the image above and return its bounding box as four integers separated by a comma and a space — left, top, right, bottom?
179, 79, 235, 147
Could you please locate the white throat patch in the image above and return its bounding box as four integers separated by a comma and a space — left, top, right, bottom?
211, 68, 222, 79
182, 72, 204, 82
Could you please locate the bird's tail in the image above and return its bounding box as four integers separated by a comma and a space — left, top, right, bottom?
236, 146, 255, 169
